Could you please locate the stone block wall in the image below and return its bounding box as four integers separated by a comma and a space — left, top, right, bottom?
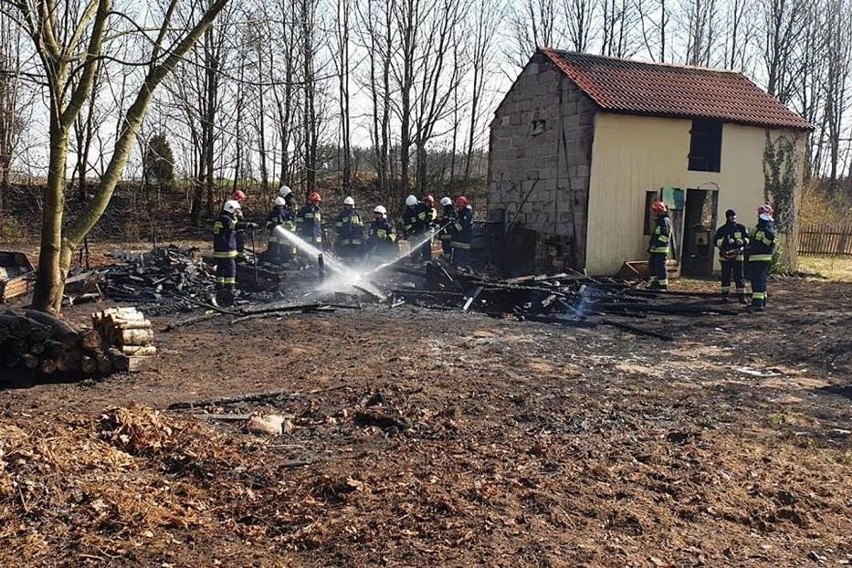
487, 52, 597, 271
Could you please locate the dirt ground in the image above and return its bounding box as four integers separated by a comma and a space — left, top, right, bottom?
1, 275, 851, 567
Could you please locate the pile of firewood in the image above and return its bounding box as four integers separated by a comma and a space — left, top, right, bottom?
1, 310, 111, 376
92, 308, 156, 371
0, 307, 156, 378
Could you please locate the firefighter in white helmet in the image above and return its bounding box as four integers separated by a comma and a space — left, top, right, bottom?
278, 185, 296, 210
438, 196, 456, 257
212, 200, 258, 306
334, 196, 364, 263
367, 205, 398, 264
401, 194, 431, 263
265, 196, 297, 265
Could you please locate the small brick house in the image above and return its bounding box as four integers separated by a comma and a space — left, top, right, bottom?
487, 49, 812, 276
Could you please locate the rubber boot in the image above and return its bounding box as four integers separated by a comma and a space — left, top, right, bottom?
738, 293, 748, 305
219, 287, 235, 307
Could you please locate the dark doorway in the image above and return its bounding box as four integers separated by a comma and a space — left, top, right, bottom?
681, 188, 718, 277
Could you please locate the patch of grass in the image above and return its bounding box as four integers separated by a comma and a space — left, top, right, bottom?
831, 451, 852, 466
768, 412, 787, 425
0, 216, 26, 242
798, 255, 852, 282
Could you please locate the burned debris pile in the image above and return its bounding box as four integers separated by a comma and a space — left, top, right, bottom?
103, 246, 214, 302
0, 307, 154, 377
389, 263, 734, 339
61, 245, 216, 312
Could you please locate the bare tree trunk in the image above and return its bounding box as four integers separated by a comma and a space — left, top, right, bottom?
762, 0, 806, 103
203, 18, 218, 217
233, 61, 245, 196
302, 0, 318, 193
465, 0, 500, 179
821, 0, 852, 194
72, 59, 102, 201
336, 0, 353, 192
565, 0, 594, 52
257, 46, 269, 194
0, 12, 26, 213
33, 108, 70, 312
397, 0, 415, 194
21, 0, 229, 313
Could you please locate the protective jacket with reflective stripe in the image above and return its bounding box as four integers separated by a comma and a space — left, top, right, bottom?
267, 207, 296, 244
649, 214, 672, 254
402, 205, 427, 238
439, 205, 457, 240
335, 208, 364, 246
714, 221, 749, 261
296, 203, 323, 243
749, 219, 776, 262
451, 206, 473, 249
367, 218, 397, 254
213, 212, 250, 258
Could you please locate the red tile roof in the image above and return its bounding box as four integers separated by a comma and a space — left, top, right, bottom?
539, 48, 813, 130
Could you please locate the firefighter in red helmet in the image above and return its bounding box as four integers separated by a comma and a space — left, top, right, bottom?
747, 204, 776, 312
648, 200, 672, 291
296, 191, 324, 249
450, 196, 473, 268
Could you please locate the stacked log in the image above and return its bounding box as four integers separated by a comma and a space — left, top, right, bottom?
0, 307, 155, 379
0, 310, 101, 377
91, 307, 156, 372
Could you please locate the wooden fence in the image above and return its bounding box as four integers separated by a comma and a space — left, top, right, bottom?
798, 224, 852, 255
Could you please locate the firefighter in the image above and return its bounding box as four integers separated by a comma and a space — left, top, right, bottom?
278, 185, 297, 210
230, 189, 248, 257
648, 200, 672, 291
265, 196, 296, 265
438, 196, 456, 256
423, 195, 438, 220
420, 195, 438, 262
450, 196, 473, 268
335, 196, 365, 263
213, 200, 257, 306
402, 195, 432, 261
747, 204, 776, 312
713, 209, 749, 303
366, 205, 398, 264
296, 191, 323, 248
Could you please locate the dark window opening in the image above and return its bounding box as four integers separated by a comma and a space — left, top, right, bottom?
643, 190, 659, 235
688, 120, 722, 172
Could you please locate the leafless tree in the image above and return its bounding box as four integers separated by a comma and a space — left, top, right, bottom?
333, 0, 354, 192
411, 0, 468, 191
355, 0, 394, 197
301, 0, 321, 194
564, 0, 595, 52
391, 0, 419, 193
6, 0, 230, 313
600, 0, 638, 58
681, 0, 719, 66
504, 0, 560, 71
819, 0, 852, 193
636, 0, 672, 62
760, 0, 807, 103
465, 0, 504, 179
0, 12, 27, 212
720, 0, 755, 70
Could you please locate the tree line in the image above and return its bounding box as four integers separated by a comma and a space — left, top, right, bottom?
0, 0, 849, 313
